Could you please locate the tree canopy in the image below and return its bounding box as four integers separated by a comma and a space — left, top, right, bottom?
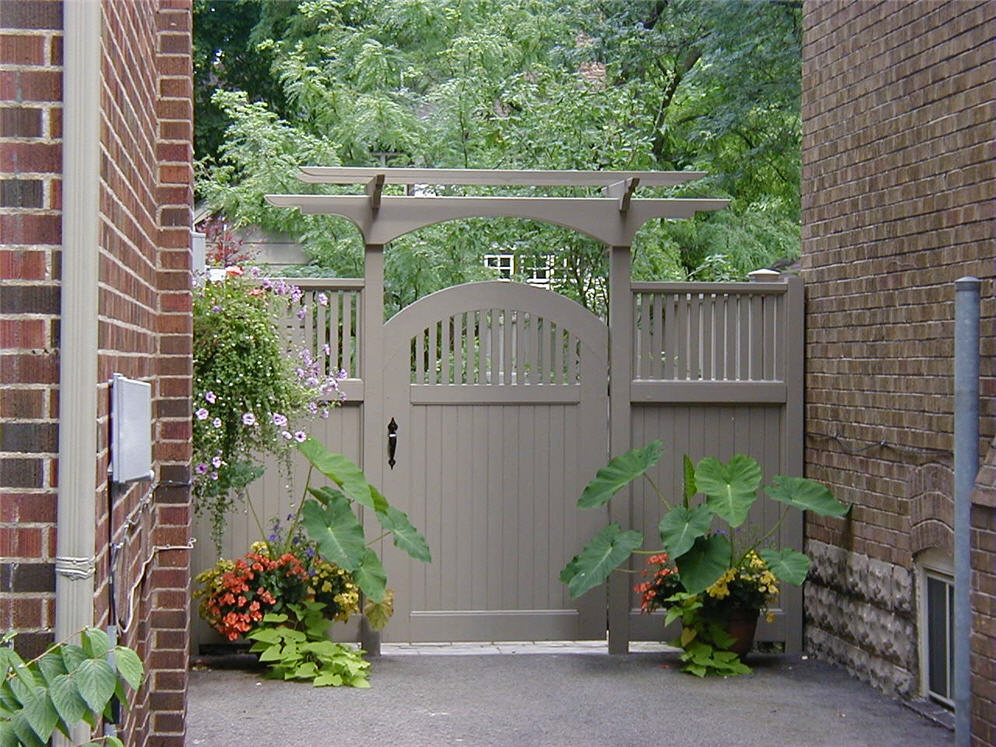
194, 0, 802, 313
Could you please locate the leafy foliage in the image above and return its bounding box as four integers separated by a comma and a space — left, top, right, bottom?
247, 608, 370, 688
560, 445, 847, 674
0, 628, 142, 747
195, 0, 803, 311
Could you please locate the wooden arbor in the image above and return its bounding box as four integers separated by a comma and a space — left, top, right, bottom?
266, 168, 730, 653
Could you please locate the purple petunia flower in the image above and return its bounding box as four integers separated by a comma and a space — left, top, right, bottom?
317, 292, 328, 306
211, 305, 222, 313
282, 430, 293, 440
212, 455, 223, 468
195, 462, 209, 475
242, 412, 256, 426
213, 417, 222, 428
204, 391, 216, 403
296, 307, 307, 320
195, 408, 209, 420
272, 413, 288, 427
294, 431, 307, 442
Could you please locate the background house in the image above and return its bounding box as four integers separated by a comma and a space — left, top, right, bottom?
0, 1, 193, 744
801, 0, 994, 739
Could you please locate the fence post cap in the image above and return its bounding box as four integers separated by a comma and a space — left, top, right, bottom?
748, 269, 782, 283
955, 276, 981, 289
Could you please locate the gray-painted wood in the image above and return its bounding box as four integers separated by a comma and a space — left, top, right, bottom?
380, 281, 609, 642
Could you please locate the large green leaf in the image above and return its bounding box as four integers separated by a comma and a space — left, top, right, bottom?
674, 534, 731, 595
74, 659, 116, 714
694, 455, 761, 528
295, 438, 387, 513
682, 455, 697, 506
562, 524, 644, 599
658, 505, 712, 560
307, 485, 348, 506
80, 629, 110, 659
758, 547, 810, 586
578, 441, 663, 509
300, 499, 366, 571
34, 654, 66, 687
112, 646, 144, 691
352, 548, 387, 603
765, 475, 848, 518
20, 688, 58, 743
375, 501, 431, 563
48, 674, 87, 730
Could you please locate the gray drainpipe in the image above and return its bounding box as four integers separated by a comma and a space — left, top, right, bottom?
55, 0, 100, 667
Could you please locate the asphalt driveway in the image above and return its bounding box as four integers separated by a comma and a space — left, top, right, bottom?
185, 645, 952, 746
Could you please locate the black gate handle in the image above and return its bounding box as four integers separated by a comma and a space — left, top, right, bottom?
387, 418, 398, 469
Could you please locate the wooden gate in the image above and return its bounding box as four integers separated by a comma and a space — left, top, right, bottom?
378, 281, 609, 641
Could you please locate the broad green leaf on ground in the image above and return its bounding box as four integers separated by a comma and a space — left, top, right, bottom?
562, 524, 644, 599
296, 438, 387, 513
374, 501, 431, 563
300, 498, 366, 570
658, 504, 713, 560
764, 475, 848, 517
578, 441, 663, 509
674, 534, 731, 595
758, 547, 810, 586
694, 455, 762, 527
112, 646, 144, 691
352, 548, 387, 603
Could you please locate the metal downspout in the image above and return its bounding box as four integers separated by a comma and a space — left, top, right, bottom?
953, 277, 980, 746
55, 0, 100, 652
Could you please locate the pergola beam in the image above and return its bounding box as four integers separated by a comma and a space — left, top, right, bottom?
264, 194, 729, 246
297, 166, 706, 188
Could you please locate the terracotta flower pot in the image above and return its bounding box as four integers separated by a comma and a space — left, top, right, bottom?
722, 609, 759, 657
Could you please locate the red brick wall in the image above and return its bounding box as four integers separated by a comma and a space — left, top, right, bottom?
0, 0, 65, 660
1, 1, 192, 744
802, 0, 995, 741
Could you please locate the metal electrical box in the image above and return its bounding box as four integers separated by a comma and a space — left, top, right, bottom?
110, 373, 154, 484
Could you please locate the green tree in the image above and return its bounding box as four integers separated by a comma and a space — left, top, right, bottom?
195, 0, 802, 312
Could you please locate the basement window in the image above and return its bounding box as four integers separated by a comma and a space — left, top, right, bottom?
917, 550, 955, 708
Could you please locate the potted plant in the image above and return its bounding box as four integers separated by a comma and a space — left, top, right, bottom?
560, 441, 848, 676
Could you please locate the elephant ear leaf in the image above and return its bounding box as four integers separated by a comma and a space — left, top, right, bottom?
674, 534, 731, 595
295, 438, 387, 513
374, 500, 431, 563
694, 454, 761, 528
578, 441, 663, 509
658, 505, 712, 560
300, 498, 366, 571
683, 455, 697, 506
560, 524, 644, 599
758, 548, 810, 586
765, 475, 848, 518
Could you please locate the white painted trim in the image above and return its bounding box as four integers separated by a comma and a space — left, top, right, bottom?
915, 549, 955, 707
56, 0, 101, 651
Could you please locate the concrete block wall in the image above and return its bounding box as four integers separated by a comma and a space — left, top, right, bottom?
801, 1, 995, 742
0, 1, 193, 744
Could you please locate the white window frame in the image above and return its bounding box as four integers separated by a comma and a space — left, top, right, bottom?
483, 253, 514, 279
916, 548, 955, 709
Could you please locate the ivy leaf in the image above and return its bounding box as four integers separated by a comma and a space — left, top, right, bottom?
300, 498, 366, 571
562, 524, 644, 599
374, 502, 431, 563
658, 504, 712, 560
74, 659, 116, 714
764, 475, 848, 518
578, 441, 663, 509
758, 547, 810, 586
694, 455, 761, 528
674, 534, 731, 595
112, 646, 144, 691
352, 548, 387, 603
48, 674, 88, 731
296, 438, 387, 513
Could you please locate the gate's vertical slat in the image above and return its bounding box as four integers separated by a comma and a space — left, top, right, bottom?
674, 293, 687, 379
533, 317, 545, 385
455, 406, 473, 608
701, 293, 714, 381
415, 330, 424, 384
314, 292, 327, 375
453, 313, 464, 385
342, 292, 353, 376
328, 291, 340, 374
515, 312, 526, 385
441, 314, 451, 384
517, 407, 535, 607
488, 309, 499, 385
764, 294, 778, 381
504, 308, 515, 385
303, 290, 315, 369
749, 293, 764, 380
724, 293, 737, 381
663, 293, 676, 380
486, 400, 504, 606
470, 406, 488, 608
552, 323, 564, 385
500, 405, 518, 608
428, 320, 438, 385
653, 292, 664, 380
739, 294, 751, 380
688, 292, 701, 380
